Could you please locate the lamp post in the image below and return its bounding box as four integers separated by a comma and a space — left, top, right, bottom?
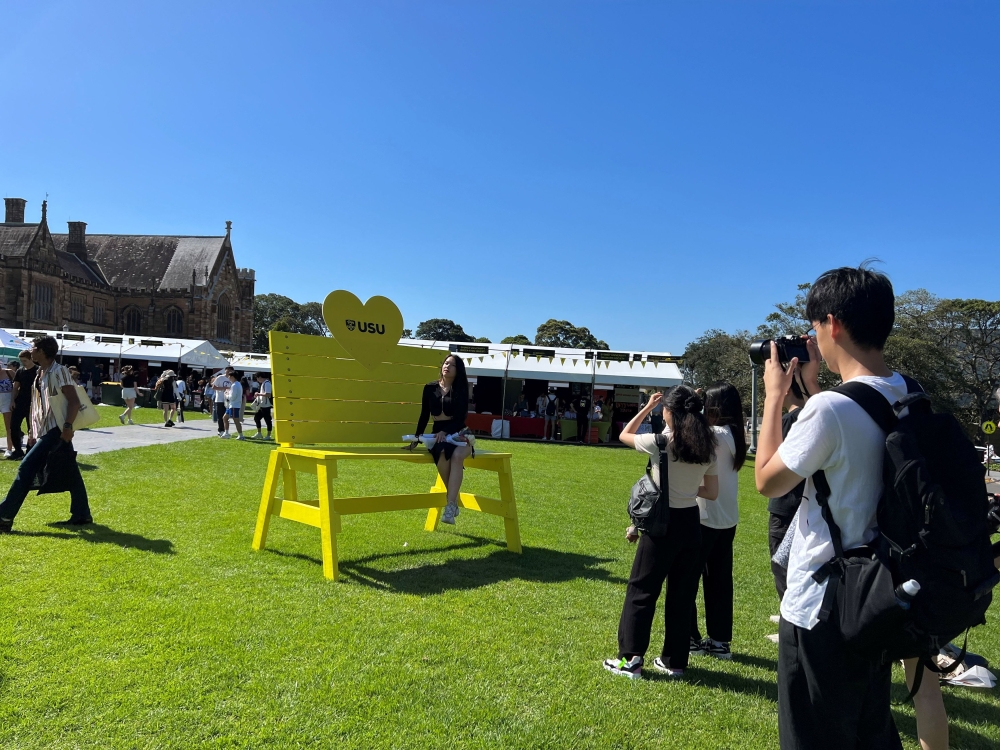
749, 362, 758, 454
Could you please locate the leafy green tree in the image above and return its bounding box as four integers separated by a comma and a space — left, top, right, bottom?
402, 328, 413, 339
474, 337, 492, 343
415, 318, 476, 342
501, 334, 531, 345
534, 319, 609, 350
683, 329, 756, 416
253, 293, 326, 352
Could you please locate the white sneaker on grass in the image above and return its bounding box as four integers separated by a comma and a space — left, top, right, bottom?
219, 432, 230, 439
252, 432, 262, 439
765, 633, 780, 644
769, 615, 781, 624
236, 435, 246, 441
651, 657, 685, 677
603, 656, 643, 679
118, 414, 125, 424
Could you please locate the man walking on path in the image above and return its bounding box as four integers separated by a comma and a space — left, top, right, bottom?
212, 367, 232, 436
8, 350, 36, 460
0, 336, 92, 532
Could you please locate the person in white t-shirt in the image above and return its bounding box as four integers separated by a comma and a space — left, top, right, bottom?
252, 372, 273, 440
224, 376, 245, 440
603, 385, 719, 680
689, 381, 748, 663
212, 368, 232, 436
174, 376, 187, 424
755, 266, 922, 750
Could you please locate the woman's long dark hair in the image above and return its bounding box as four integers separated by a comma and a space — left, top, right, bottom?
703, 381, 747, 471
664, 385, 716, 464
442, 354, 469, 402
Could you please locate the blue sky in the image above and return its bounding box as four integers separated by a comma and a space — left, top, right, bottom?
3, 1, 997, 353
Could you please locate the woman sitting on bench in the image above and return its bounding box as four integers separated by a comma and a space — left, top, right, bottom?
414, 354, 470, 525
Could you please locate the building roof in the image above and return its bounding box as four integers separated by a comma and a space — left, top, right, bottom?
0, 223, 41, 257
51, 234, 226, 290
54, 250, 107, 285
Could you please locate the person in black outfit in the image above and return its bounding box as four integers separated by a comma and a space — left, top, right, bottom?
767, 376, 807, 600
604, 385, 719, 680
412, 354, 470, 525
8, 350, 36, 460
573, 390, 592, 443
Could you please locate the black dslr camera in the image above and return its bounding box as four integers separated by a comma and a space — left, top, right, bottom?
749, 335, 811, 366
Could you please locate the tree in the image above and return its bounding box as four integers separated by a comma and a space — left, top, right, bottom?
501, 334, 531, 345
683, 329, 756, 416
253, 293, 326, 352
534, 319, 609, 350
402, 328, 413, 339
474, 336, 492, 343
414, 318, 476, 342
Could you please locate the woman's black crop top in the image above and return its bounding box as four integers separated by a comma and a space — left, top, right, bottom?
415, 381, 468, 436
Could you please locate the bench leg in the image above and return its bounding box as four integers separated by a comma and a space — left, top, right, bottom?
252, 450, 282, 551
282, 464, 298, 502
423, 473, 448, 531
317, 461, 341, 581
498, 457, 522, 553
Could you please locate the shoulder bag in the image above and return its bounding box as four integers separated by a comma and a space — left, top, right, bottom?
628, 434, 670, 536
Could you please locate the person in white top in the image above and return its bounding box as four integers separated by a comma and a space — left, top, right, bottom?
174, 376, 187, 424
252, 372, 273, 440
689, 382, 748, 662
224, 375, 245, 440
603, 385, 719, 680
212, 368, 233, 436
755, 266, 930, 750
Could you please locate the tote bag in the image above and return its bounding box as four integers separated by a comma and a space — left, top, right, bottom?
50, 385, 100, 431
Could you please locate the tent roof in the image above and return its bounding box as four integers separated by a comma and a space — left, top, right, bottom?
4, 329, 230, 369
398, 340, 683, 387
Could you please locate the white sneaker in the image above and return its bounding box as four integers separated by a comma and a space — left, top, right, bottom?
219, 433, 230, 439
252, 432, 262, 439
441, 504, 457, 525
236, 435, 246, 441
603, 655, 643, 679
769, 615, 781, 624
127, 420, 135, 425
651, 657, 685, 677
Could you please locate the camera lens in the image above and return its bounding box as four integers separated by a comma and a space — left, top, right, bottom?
749, 339, 771, 365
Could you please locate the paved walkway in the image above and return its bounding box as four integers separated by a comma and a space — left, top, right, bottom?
73, 419, 224, 455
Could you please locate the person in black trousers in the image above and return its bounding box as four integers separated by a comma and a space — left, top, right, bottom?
8, 350, 36, 460
604, 385, 719, 679
573, 389, 592, 443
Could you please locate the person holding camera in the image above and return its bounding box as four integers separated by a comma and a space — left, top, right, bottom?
603, 385, 718, 679
689, 382, 747, 661
755, 267, 907, 749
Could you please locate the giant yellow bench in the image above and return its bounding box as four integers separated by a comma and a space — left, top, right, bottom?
251, 317, 521, 581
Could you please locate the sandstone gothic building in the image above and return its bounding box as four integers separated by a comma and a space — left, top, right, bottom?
0, 197, 255, 350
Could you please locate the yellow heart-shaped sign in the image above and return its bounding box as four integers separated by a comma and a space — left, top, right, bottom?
323, 290, 404, 369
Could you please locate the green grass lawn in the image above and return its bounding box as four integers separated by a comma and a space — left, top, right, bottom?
0, 440, 997, 748
0, 404, 209, 439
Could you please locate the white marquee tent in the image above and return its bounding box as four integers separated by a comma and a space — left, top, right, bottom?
4, 329, 231, 370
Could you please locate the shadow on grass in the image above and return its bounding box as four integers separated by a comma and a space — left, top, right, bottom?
731, 652, 777, 672
650, 664, 779, 702
336, 534, 626, 594
11, 523, 176, 554
77, 463, 98, 471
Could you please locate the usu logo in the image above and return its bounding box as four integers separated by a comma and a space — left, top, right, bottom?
345, 319, 385, 335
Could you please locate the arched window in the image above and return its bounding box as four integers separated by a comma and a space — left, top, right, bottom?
165, 307, 183, 336
124, 307, 142, 335
216, 294, 232, 340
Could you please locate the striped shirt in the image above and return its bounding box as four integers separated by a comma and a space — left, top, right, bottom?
31, 362, 75, 439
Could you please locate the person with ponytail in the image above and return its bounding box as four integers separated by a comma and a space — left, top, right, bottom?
689, 382, 747, 661
604, 385, 719, 679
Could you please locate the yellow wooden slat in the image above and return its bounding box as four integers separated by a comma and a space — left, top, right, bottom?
272, 353, 438, 384
274, 420, 414, 445
333, 491, 505, 516
269, 331, 445, 367
274, 398, 422, 424
278, 499, 321, 527
272, 376, 426, 403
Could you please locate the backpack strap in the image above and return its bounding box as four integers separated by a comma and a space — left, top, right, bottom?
654, 433, 669, 504
832, 381, 898, 433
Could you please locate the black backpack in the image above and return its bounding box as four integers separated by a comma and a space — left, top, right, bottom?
628, 434, 671, 536
812, 377, 999, 695
545, 395, 557, 417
